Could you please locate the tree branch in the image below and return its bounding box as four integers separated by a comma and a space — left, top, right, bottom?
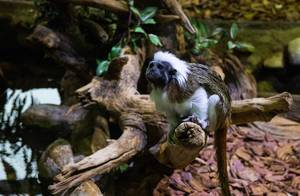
231, 92, 293, 124
60, 0, 129, 13
49, 120, 146, 194
49, 47, 147, 194
162, 0, 196, 34
27, 25, 93, 82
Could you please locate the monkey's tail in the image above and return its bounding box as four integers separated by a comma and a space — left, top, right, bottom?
214, 120, 231, 196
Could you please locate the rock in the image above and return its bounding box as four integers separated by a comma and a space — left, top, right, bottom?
263, 52, 283, 68
38, 139, 73, 179
287, 37, 300, 66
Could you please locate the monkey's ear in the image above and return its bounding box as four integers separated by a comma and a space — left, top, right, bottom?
169, 69, 177, 75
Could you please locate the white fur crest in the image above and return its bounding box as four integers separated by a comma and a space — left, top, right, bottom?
153, 51, 189, 87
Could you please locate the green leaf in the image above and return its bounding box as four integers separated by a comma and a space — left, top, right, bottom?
134, 26, 147, 36
148, 34, 162, 47
211, 27, 224, 37
202, 38, 218, 48
143, 18, 156, 24
235, 42, 255, 52
140, 7, 157, 22
230, 23, 238, 39
131, 38, 138, 52
227, 40, 236, 50
195, 22, 208, 38
96, 60, 110, 76
117, 163, 129, 173
108, 46, 122, 60
130, 6, 140, 17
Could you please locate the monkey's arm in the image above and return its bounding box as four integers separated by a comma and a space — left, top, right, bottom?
182, 87, 209, 129
183, 92, 222, 132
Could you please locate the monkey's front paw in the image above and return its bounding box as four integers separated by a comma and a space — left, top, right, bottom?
182, 115, 208, 130
198, 119, 208, 130
182, 115, 198, 123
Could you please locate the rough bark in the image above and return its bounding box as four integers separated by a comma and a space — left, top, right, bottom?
231, 92, 293, 124
27, 25, 93, 82
49, 47, 148, 194
57, 0, 129, 13
38, 139, 103, 195
162, 0, 196, 34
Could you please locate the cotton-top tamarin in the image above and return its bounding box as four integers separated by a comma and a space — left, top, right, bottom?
146, 51, 231, 196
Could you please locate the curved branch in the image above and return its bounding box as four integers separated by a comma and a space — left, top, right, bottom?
57, 0, 129, 13
27, 25, 92, 82
162, 0, 196, 34
49, 124, 146, 194
49, 47, 146, 194
231, 92, 293, 124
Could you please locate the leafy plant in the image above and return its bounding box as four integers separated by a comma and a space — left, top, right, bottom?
116, 163, 129, 173
226, 23, 255, 52
95, 1, 162, 76
128, 0, 162, 50
188, 20, 222, 55
96, 45, 122, 76
186, 21, 255, 55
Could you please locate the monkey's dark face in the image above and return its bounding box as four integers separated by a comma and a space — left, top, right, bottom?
146, 61, 177, 88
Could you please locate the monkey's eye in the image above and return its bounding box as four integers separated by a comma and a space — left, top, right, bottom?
169, 69, 177, 75
157, 63, 163, 69
148, 61, 155, 68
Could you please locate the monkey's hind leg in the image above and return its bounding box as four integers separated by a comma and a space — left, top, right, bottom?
166, 114, 181, 144
207, 94, 221, 133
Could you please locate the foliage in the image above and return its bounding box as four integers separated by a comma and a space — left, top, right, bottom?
227, 23, 255, 52
116, 163, 129, 173
96, 45, 122, 76
96, 0, 162, 76
186, 21, 255, 55
127, 0, 162, 50
187, 20, 221, 55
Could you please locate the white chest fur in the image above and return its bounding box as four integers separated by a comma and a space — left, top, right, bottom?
150, 87, 209, 120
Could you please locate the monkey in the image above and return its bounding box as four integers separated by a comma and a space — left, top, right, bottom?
145, 51, 231, 196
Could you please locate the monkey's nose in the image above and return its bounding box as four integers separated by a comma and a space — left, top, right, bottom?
146, 71, 158, 82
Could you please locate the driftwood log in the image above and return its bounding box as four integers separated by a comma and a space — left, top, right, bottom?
39, 139, 103, 195
48, 46, 292, 194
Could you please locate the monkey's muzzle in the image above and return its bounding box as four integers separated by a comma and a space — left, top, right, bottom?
146, 69, 167, 87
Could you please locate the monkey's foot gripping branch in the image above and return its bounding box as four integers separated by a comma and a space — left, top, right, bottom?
150, 121, 208, 169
